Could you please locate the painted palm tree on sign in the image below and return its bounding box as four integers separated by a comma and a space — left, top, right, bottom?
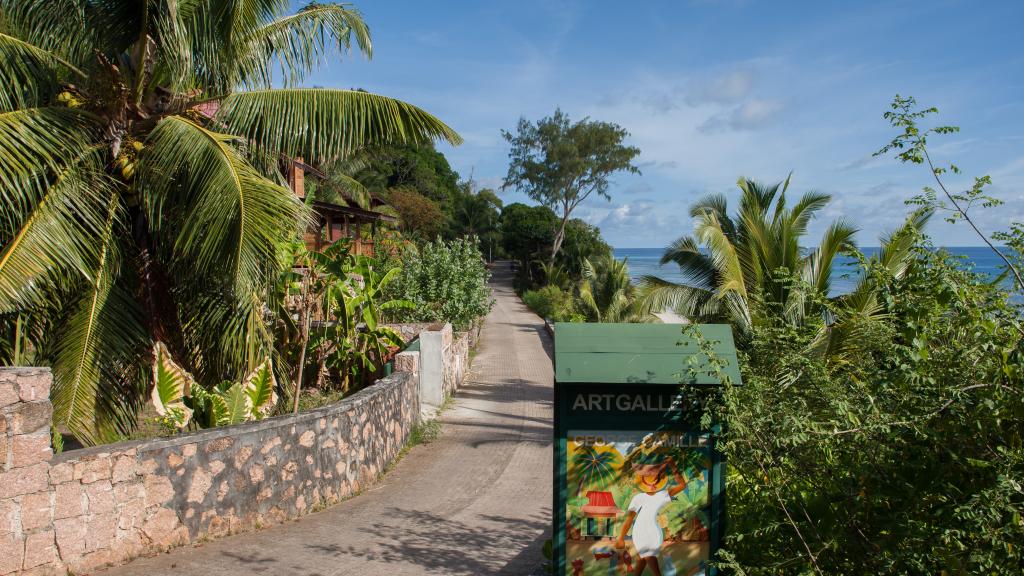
0, 0, 461, 444
571, 446, 621, 496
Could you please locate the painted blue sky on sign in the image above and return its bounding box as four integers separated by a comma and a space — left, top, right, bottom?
307, 0, 1024, 248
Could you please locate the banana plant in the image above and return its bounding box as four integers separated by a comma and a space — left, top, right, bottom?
306, 245, 413, 391
150, 342, 278, 430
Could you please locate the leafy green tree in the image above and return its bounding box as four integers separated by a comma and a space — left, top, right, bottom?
0, 0, 459, 443
355, 142, 461, 208
386, 186, 445, 240
385, 238, 492, 330
560, 219, 612, 279
502, 108, 641, 267
639, 176, 857, 334
875, 95, 1023, 291
521, 285, 578, 322
499, 202, 557, 281
450, 184, 502, 258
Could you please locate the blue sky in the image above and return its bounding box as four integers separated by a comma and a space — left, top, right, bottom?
308, 0, 1024, 248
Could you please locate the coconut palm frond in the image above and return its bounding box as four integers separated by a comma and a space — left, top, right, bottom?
689, 193, 737, 241
141, 115, 308, 296
49, 194, 148, 445
181, 290, 276, 383
0, 31, 86, 110
695, 213, 747, 300
789, 190, 831, 236
326, 171, 372, 209
637, 275, 716, 321
0, 145, 112, 312
237, 2, 372, 87
803, 219, 858, 297
875, 207, 932, 279
0, 0, 110, 72
658, 236, 719, 289
0, 107, 101, 207
215, 88, 462, 166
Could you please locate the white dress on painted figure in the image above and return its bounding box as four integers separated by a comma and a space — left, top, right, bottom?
627, 490, 673, 557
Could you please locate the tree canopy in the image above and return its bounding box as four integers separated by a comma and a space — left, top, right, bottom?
502, 108, 640, 267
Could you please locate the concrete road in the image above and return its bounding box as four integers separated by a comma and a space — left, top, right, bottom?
99, 262, 553, 576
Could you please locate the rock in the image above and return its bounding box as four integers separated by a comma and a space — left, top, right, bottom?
7, 402, 52, 435
53, 482, 84, 520
73, 457, 111, 484
85, 481, 115, 514
111, 455, 136, 484
11, 432, 52, 468
0, 463, 48, 499
143, 476, 174, 507
186, 469, 212, 504
20, 491, 53, 531
0, 532, 24, 574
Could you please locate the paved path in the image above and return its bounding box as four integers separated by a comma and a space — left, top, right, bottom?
100, 262, 553, 576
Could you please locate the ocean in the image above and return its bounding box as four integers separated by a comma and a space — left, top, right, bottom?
613, 247, 1020, 299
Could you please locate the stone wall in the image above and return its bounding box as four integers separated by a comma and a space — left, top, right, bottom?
0, 368, 418, 575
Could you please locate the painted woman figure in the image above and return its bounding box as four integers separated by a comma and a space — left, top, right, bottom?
614, 454, 688, 576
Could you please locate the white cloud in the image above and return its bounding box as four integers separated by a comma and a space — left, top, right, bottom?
685, 68, 757, 106
698, 98, 785, 133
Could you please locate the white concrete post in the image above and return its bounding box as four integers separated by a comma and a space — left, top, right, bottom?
418, 328, 445, 410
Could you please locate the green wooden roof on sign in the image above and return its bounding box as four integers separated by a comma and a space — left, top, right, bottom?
554, 323, 741, 385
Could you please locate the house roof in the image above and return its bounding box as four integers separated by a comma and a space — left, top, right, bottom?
311, 201, 397, 224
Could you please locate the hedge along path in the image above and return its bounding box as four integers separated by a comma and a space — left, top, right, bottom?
100, 261, 554, 576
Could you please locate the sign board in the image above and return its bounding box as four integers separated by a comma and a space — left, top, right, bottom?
554, 323, 740, 576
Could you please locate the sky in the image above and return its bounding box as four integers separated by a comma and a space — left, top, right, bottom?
307, 0, 1024, 249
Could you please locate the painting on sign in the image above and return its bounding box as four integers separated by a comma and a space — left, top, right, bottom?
565, 430, 711, 576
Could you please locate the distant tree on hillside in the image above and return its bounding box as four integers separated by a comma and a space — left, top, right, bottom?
499, 203, 557, 281
502, 109, 641, 268
450, 185, 502, 258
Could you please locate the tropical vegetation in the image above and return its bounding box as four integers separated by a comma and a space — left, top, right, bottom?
0, 0, 459, 444
637, 176, 859, 333
681, 97, 1024, 575
383, 237, 493, 331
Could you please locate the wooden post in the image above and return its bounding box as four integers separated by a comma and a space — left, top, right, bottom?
289, 157, 305, 198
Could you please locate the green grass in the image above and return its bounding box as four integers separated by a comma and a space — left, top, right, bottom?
407, 418, 443, 447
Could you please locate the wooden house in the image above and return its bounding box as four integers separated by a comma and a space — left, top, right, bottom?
286, 158, 397, 256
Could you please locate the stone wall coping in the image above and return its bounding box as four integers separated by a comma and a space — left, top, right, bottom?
0, 367, 51, 377
52, 370, 413, 464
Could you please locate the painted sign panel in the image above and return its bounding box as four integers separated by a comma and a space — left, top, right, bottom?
564, 430, 711, 576
554, 324, 737, 576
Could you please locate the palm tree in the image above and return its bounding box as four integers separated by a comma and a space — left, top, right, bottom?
571, 446, 621, 496
639, 176, 857, 333
807, 208, 933, 365
0, 0, 460, 444
578, 253, 653, 323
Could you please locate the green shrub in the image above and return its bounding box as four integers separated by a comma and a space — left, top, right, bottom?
386, 238, 493, 330
522, 285, 578, 321
696, 244, 1024, 574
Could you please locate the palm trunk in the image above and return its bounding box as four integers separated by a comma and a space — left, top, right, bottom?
130, 208, 186, 363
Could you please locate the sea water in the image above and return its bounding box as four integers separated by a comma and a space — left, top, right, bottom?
613, 247, 1021, 301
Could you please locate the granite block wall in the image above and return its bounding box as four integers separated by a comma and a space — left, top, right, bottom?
0, 368, 418, 575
